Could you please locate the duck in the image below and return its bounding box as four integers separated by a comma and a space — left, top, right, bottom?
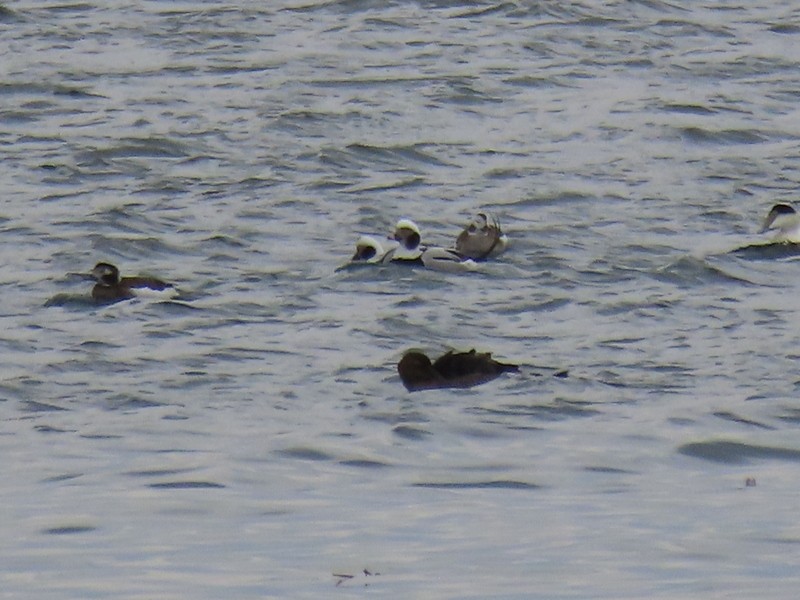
760, 203, 800, 243
455, 212, 508, 260
390, 218, 425, 263
350, 235, 395, 264
390, 218, 477, 272
89, 262, 175, 305
397, 349, 519, 392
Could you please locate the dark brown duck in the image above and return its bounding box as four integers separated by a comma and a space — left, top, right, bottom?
89, 262, 173, 305
398, 349, 519, 392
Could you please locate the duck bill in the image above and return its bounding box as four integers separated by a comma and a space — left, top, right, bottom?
70, 271, 99, 282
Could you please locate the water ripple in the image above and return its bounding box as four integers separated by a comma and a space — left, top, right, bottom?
4, 1, 800, 596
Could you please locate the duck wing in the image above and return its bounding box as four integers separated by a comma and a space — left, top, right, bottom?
432, 350, 518, 388
420, 247, 477, 272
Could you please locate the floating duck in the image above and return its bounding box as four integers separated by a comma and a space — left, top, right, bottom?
89, 262, 175, 305
397, 349, 519, 392
350, 235, 395, 264
390, 218, 476, 272
455, 212, 508, 260
390, 218, 425, 263
760, 203, 800, 243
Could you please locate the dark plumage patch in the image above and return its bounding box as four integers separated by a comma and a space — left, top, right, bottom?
92, 283, 135, 305
353, 245, 377, 261
395, 230, 421, 250
760, 203, 798, 235
770, 203, 796, 216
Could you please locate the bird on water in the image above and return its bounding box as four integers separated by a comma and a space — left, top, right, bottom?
397, 349, 519, 392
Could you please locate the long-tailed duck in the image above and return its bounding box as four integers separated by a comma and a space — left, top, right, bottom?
455, 212, 508, 260
391, 218, 476, 272
350, 235, 395, 264
89, 262, 175, 305
397, 349, 519, 392
391, 218, 425, 263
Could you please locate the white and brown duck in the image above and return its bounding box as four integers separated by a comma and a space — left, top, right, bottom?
89, 262, 175, 305
391, 218, 477, 272
455, 212, 508, 260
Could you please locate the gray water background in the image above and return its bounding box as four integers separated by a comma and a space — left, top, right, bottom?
2, 1, 800, 597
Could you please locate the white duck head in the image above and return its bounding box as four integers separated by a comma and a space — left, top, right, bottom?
351, 235, 388, 263
392, 218, 424, 260
760, 203, 800, 243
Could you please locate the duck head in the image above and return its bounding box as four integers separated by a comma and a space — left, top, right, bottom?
90, 262, 121, 286
397, 351, 442, 392
760, 203, 796, 234
351, 236, 385, 263
393, 219, 422, 252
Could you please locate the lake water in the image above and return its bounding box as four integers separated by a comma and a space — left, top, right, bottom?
2, 1, 800, 597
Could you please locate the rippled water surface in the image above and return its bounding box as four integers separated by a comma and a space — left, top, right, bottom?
3, 1, 800, 597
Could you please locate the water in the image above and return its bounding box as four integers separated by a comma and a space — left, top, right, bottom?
2, 1, 800, 597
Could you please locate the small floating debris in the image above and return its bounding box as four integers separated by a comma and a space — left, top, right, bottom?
333, 568, 381, 587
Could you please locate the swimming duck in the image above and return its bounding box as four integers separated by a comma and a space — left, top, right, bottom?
89, 262, 174, 305
350, 235, 395, 264
455, 212, 508, 260
760, 203, 800, 243
390, 218, 425, 263
397, 349, 519, 392
390, 218, 477, 271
